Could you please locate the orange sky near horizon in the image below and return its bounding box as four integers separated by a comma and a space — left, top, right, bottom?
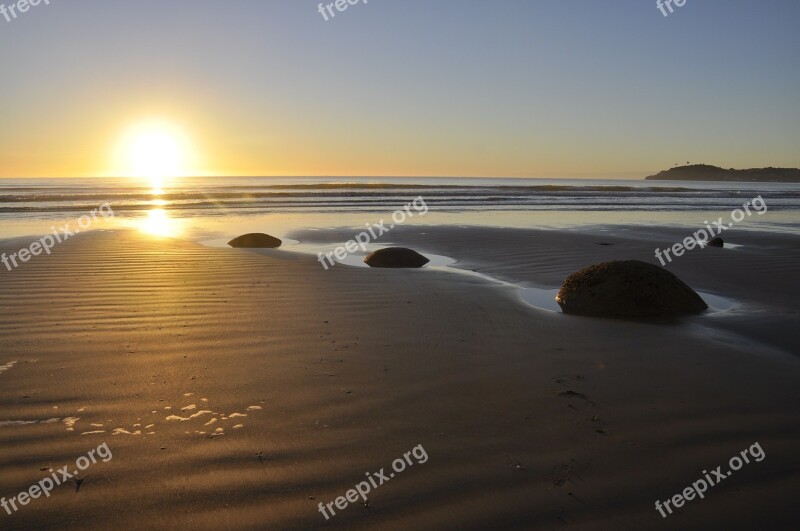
0, 104, 754, 180
0, 102, 668, 180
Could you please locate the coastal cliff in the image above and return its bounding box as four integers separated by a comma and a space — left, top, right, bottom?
646, 164, 800, 182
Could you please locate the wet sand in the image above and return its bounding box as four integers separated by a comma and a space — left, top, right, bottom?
0, 227, 798, 530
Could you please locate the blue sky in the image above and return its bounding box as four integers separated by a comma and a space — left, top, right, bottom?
0, 0, 798, 177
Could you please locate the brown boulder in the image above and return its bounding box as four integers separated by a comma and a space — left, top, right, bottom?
228, 233, 282, 248
364, 247, 429, 268
556, 260, 707, 319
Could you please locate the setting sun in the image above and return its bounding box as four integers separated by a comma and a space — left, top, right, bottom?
115, 120, 194, 189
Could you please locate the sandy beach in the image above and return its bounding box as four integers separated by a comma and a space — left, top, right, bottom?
3, 1, 800, 528
1, 226, 798, 530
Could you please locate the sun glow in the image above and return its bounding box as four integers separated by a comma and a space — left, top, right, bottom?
139, 208, 181, 238
115, 120, 194, 190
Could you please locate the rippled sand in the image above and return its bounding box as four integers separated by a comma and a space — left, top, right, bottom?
0, 228, 798, 529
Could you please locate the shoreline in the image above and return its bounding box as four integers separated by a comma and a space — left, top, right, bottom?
4, 223, 800, 357
288, 223, 800, 355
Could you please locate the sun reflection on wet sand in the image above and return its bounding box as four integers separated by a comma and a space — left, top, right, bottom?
139, 208, 182, 238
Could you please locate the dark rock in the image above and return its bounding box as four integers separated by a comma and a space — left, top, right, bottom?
707, 237, 724, 248
228, 233, 282, 248
556, 260, 707, 319
364, 247, 429, 268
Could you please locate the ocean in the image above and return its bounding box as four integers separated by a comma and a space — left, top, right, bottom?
1, 177, 798, 242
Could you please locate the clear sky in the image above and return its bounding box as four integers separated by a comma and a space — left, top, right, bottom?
1, 0, 798, 178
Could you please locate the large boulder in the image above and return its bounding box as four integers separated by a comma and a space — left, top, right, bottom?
556, 260, 707, 319
228, 233, 282, 248
364, 247, 430, 268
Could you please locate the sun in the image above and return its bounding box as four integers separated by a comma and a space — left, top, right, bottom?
115, 120, 193, 190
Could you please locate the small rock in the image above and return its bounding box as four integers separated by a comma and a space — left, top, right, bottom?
364, 247, 429, 268
228, 233, 282, 248
707, 237, 724, 248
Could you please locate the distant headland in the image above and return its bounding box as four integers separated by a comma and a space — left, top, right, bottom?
645, 164, 800, 182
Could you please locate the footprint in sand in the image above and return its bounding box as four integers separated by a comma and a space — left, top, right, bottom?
553, 376, 609, 435
554, 375, 595, 406
556, 390, 595, 407
589, 415, 608, 435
